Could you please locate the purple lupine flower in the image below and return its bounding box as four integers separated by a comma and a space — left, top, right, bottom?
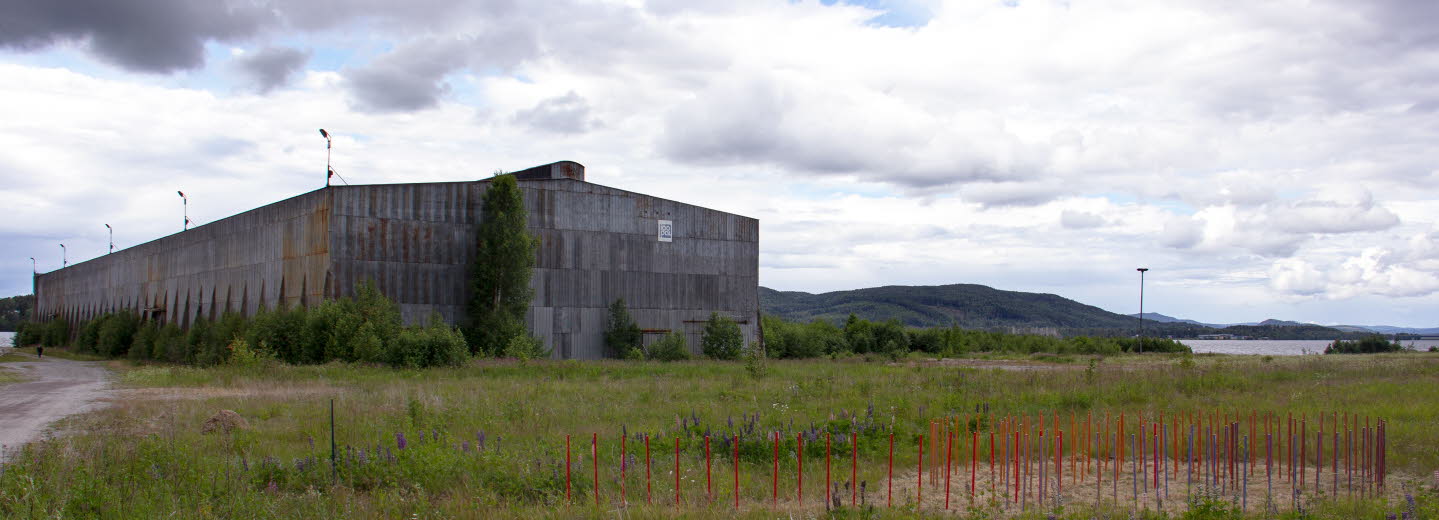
396, 432, 407, 450
461, 441, 470, 452
418, 430, 425, 443
267, 480, 278, 493
432, 429, 439, 442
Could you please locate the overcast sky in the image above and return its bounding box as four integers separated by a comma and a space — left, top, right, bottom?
2, 0, 1437, 327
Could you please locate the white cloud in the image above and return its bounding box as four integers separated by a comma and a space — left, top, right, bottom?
3, 0, 1439, 325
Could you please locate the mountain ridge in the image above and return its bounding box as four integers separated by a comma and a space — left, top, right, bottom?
759, 284, 1386, 339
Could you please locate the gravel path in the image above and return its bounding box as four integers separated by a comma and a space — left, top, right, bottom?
0, 349, 112, 462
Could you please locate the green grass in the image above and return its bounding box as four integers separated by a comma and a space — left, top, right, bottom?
0, 353, 1436, 518
0, 366, 26, 384
2, 346, 108, 361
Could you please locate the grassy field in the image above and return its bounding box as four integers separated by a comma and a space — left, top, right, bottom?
0, 351, 1436, 518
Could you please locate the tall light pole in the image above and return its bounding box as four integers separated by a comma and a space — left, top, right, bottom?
105, 223, 113, 254
177, 191, 190, 230
1137, 267, 1149, 353
29, 257, 35, 274
60, 244, 66, 268
320, 128, 332, 187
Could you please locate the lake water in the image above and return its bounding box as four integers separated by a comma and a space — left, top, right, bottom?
1181, 338, 1439, 356
0, 331, 12, 348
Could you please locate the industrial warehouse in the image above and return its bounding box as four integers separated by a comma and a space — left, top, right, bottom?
32, 161, 760, 359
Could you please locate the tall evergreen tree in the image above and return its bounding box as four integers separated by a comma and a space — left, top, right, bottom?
467, 173, 537, 355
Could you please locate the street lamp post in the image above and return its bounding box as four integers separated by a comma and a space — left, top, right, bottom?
105, 224, 113, 254
320, 129, 333, 187
1137, 267, 1149, 353
60, 244, 67, 268
178, 191, 190, 230
29, 257, 35, 274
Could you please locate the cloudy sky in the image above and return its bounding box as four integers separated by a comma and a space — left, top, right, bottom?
2, 0, 1438, 327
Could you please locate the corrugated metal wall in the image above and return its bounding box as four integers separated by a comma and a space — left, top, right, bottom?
327, 178, 759, 359
35, 175, 759, 360
33, 190, 332, 327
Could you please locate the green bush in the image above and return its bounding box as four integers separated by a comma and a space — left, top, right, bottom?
1325, 334, 1403, 354
13, 321, 42, 347
96, 311, 139, 358
41, 317, 69, 347
76, 315, 106, 352
129, 322, 158, 362
391, 316, 470, 368
700, 312, 743, 360
500, 333, 550, 362
646, 332, 689, 362
602, 299, 642, 358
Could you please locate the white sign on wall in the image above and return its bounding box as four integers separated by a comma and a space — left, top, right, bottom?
658, 220, 673, 242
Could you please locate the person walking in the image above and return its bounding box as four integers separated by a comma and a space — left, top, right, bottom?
36, 344, 43, 358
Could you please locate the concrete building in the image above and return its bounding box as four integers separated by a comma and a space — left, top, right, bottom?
32, 161, 760, 359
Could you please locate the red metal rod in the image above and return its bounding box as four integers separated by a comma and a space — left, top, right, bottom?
917, 433, 924, 509
1013, 430, 1020, 503
1058, 429, 1063, 496
593, 433, 599, 506
1153, 423, 1159, 489
944, 430, 952, 510
888, 433, 894, 507
797, 433, 804, 505
646, 434, 652, 505
566, 434, 572, 503
772, 432, 779, 507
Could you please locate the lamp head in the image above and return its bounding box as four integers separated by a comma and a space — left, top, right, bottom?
177, 190, 185, 199
1137, 268, 1149, 273
319, 128, 329, 139
105, 223, 111, 230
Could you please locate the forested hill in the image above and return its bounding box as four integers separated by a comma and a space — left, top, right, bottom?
759, 284, 1170, 332
759, 284, 1369, 339
0, 294, 34, 331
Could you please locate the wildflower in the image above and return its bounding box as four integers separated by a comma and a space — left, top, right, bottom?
477, 431, 486, 450
418, 431, 425, 443
267, 480, 278, 493
462, 441, 471, 452
396, 432, 407, 450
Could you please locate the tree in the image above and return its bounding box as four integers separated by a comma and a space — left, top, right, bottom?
700, 312, 743, 360
603, 299, 642, 358
467, 173, 537, 355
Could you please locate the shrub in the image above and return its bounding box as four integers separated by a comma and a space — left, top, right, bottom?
13, 321, 42, 347
603, 299, 642, 358
227, 338, 275, 369
41, 317, 69, 347
1325, 335, 1404, 354
501, 333, 549, 362
391, 316, 470, 368
700, 312, 743, 360
647, 332, 689, 361
76, 315, 107, 352
129, 322, 159, 362
743, 340, 767, 379
96, 311, 140, 358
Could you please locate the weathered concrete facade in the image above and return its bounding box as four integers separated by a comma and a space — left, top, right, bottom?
34, 162, 760, 359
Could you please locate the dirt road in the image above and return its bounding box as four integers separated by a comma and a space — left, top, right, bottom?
0, 350, 111, 462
